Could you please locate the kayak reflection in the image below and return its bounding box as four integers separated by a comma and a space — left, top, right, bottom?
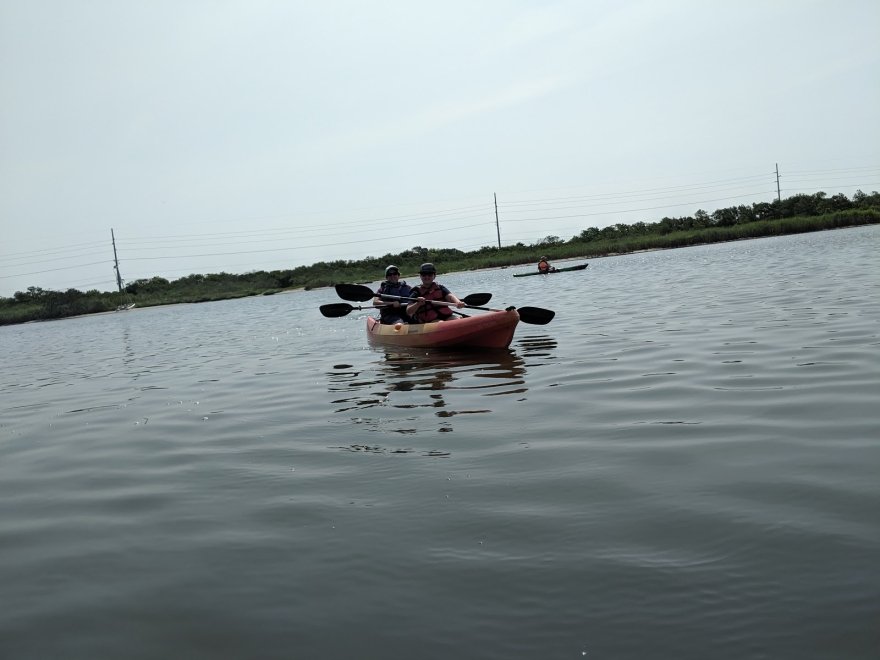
381, 349, 526, 396
326, 348, 528, 442
514, 334, 558, 360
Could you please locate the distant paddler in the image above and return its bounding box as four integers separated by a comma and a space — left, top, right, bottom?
537, 256, 555, 273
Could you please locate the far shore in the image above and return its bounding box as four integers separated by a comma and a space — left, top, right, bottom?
3, 209, 878, 327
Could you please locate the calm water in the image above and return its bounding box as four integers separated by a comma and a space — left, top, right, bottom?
1, 226, 878, 659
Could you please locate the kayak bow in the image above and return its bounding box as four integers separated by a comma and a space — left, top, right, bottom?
366, 309, 520, 349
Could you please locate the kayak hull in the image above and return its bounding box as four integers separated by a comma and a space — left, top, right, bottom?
513, 263, 589, 277
366, 310, 520, 349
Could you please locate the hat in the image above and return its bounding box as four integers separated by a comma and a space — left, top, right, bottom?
419, 262, 436, 274
385, 264, 399, 275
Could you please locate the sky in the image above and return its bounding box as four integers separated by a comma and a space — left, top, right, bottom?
1, 0, 879, 297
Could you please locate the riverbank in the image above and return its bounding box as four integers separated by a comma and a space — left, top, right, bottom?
2, 208, 878, 327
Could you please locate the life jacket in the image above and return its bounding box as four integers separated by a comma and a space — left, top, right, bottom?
538, 259, 550, 273
411, 282, 453, 323
376, 280, 411, 323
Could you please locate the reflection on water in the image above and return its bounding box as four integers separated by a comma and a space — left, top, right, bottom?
1, 228, 878, 660
514, 333, 558, 360
326, 346, 543, 444
121, 326, 134, 368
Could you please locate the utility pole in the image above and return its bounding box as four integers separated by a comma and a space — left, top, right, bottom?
494, 193, 501, 248
775, 163, 781, 202
111, 228, 124, 293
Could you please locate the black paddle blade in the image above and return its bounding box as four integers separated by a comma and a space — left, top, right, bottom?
319, 302, 357, 317
335, 283, 374, 302
516, 306, 555, 325
462, 293, 492, 306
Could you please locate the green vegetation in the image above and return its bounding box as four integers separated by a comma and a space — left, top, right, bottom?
2, 190, 878, 326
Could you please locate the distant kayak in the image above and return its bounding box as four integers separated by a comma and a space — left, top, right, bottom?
513, 263, 588, 277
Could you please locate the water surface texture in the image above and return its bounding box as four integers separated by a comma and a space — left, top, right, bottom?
2, 226, 878, 659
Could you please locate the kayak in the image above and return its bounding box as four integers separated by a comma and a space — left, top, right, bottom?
366, 309, 520, 349
513, 263, 588, 277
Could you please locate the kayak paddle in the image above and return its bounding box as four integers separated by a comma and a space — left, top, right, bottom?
509, 306, 555, 325
334, 283, 491, 307
320, 301, 554, 324
320, 303, 383, 318
382, 291, 492, 306
332, 283, 553, 324
443, 303, 554, 325
320, 302, 474, 319
335, 283, 389, 302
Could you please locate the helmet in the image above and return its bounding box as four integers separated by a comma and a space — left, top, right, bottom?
540, 256, 548, 261
385, 264, 399, 275
419, 262, 436, 274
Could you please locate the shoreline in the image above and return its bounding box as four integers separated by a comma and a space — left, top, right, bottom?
3, 219, 878, 327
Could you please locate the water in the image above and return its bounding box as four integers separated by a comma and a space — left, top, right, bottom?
2, 226, 878, 659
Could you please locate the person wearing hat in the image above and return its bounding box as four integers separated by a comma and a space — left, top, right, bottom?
373, 265, 413, 324
406, 263, 464, 323
537, 256, 552, 273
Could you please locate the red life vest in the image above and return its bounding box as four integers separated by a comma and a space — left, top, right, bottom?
411, 282, 453, 322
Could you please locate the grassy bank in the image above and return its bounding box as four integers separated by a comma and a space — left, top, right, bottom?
2, 206, 878, 326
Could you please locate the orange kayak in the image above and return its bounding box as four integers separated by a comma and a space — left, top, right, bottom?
366, 309, 520, 349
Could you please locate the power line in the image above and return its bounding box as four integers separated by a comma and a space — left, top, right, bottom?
0, 239, 108, 260
785, 165, 880, 175
498, 173, 775, 207
500, 190, 778, 225
122, 220, 497, 262
3, 165, 876, 289
117, 210, 493, 252
0, 260, 111, 279
119, 202, 493, 242
498, 183, 777, 216
2, 247, 109, 268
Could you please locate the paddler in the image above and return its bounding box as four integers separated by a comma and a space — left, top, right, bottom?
406, 263, 465, 323
373, 265, 412, 324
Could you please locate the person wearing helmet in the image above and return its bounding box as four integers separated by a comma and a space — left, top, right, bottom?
537, 256, 552, 273
373, 264, 412, 324
406, 263, 464, 323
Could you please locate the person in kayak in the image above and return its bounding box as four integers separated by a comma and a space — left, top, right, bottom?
537, 256, 554, 273
373, 264, 412, 324
406, 263, 465, 323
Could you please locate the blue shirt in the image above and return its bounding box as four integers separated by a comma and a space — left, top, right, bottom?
375, 280, 413, 322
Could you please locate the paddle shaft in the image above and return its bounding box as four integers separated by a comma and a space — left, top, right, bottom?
333, 283, 553, 324
404, 300, 553, 325
377, 297, 471, 317
320, 302, 470, 318
377, 299, 470, 317
336, 283, 489, 305
378, 292, 483, 308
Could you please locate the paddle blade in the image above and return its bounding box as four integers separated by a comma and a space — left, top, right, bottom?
319, 302, 356, 318
462, 292, 492, 306
516, 306, 555, 325
335, 283, 374, 302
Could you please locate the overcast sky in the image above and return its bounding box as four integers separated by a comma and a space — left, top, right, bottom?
2, 0, 878, 296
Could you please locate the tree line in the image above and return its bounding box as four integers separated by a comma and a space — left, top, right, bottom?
2, 189, 878, 325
